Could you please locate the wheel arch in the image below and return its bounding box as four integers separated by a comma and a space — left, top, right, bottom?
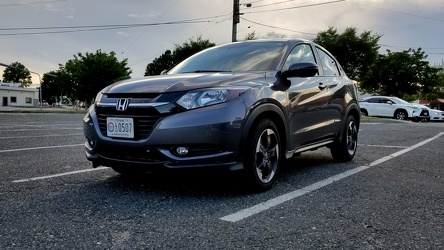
393, 108, 408, 119
239, 102, 288, 160
338, 103, 361, 141
360, 108, 368, 116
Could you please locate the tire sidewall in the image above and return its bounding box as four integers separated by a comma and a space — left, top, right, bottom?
244, 119, 282, 191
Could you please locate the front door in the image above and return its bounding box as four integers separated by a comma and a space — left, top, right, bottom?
2, 97, 7, 106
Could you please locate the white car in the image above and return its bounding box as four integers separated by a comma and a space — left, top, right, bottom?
359, 96, 429, 121
417, 105, 444, 122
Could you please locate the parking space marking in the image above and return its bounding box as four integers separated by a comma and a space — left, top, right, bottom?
358, 144, 408, 149
0, 133, 83, 139
0, 144, 83, 153
12, 167, 109, 183
220, 132, 444, 223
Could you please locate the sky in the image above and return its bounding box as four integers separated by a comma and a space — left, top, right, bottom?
1, 0, 444, 85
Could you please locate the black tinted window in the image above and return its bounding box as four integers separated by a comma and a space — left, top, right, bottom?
316, 47, 340, 76
366, 98, 380, 103
283, 44, 316, 70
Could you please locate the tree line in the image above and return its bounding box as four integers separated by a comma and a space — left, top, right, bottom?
2, 27, 443, 106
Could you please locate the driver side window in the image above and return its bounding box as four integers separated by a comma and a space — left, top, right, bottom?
283, 44, 316, 71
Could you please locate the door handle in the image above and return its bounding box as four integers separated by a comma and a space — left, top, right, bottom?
318, 83, 327, 90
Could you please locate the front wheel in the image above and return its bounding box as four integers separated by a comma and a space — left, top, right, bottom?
331, 115, 358, 162
244, 119, 282, 192
395, 110, 407, 120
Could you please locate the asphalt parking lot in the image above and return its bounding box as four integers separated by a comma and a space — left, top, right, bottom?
0, 112, 443, 249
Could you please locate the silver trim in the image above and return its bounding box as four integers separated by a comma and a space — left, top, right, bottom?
97, 102, 169, 107
116, 98, 129, 111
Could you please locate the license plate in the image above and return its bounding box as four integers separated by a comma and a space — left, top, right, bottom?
106, 117, 134, 138
424, 112, 428, 116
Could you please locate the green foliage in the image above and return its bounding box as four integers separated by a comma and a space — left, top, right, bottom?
144, 50, 174, 76
2, 62, 32, 86
313, 27, 381, 81
243, 31, 257, 41
44, 50, 131, 105
144, 36, 215, 76
361, 48, 441, 97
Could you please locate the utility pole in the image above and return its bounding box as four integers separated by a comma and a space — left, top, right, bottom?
232, 0, 240, 42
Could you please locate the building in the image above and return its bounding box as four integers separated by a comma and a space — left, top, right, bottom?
431, 60, 444, 71
0, 82, 39, 107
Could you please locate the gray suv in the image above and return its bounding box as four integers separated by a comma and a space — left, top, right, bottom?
83, 39, 360, 191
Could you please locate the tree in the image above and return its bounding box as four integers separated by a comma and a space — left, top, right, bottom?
41, 64, 73, 105
62, 50, 132, 105
2, 62, 32, 87
361, 48, 441, 97
144, 50, 174, 76
144, 36, 215, 76
243, 31, 257, 41
313, 27, 381, 81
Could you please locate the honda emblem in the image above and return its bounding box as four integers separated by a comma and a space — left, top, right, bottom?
116, 98, 130, 111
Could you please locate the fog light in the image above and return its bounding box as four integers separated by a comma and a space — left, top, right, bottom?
176, 147, 189, 155
88, 139, 95, 147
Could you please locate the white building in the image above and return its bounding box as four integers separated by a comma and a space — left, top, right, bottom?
0, 82, 39, 107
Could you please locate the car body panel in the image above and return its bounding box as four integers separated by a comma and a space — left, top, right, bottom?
359, 96, 429, 121
83, 39, 360, 173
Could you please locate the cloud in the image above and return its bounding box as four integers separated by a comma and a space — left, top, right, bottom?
127, 13, 158, 20
117, 32, 130, 38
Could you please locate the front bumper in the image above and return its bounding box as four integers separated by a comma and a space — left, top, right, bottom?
410, 108, 429, 121
83, 100, 247, 171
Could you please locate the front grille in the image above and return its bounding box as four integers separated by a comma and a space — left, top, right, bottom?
99, 149, 164, 163
420, 108, 429, 116
97, 114, 161, 140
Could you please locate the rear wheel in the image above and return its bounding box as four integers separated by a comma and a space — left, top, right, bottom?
244, 119, 282, 192
361, 109, 368, 116
331, 115, 358, 162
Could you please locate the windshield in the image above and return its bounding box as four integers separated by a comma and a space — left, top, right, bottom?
168, 41, 286, 74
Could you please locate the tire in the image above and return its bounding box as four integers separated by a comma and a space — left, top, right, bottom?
331, 115, 358, 162
244, 119, 282, 192
394, 110, 407, 120
361, 109, 368, 116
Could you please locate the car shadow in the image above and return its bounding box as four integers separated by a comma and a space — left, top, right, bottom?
94, 150, 355, 197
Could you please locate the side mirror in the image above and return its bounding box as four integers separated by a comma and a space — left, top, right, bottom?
281, 62, 319, 79
272, 62, 319, 91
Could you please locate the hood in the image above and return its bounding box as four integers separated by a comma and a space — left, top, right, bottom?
104, 72, 267, 94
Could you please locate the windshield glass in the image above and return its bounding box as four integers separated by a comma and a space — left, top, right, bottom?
168, 42, 286, 74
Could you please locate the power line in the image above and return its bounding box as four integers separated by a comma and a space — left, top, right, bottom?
121, 0, 180, 54
0, 0, 67, 7
0, 19, 220, 36
345, 0, 444, 23
243, 0, 345, 14
247, 0, 297, 9
241, 17, 316, 36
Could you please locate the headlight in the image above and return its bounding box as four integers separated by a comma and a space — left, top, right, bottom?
95, 91, 104, 104
176, 87, 248, 110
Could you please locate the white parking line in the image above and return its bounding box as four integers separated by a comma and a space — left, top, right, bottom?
220, 132, 444, 223
0, 133, 83, 139
12, 167, 109, 183
358, 144, 408, 149
0, 144, 83, 153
